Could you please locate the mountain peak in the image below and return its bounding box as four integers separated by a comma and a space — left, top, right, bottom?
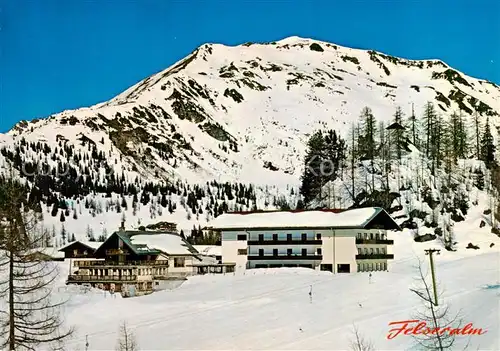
3, 36, 499, 187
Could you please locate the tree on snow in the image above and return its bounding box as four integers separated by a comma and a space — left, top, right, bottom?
115, 321, 138, 351
407, 257, 470, 350
0, 173, 73, 350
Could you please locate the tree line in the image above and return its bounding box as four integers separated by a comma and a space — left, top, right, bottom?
299, 102, 499, 235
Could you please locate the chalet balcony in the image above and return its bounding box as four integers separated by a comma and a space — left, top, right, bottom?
73, 260, 169, 268
70, 253, 94, 258
106, 249, 129, 255
356, 254, 394, 260
248, 254, 323, 261
67, 274, 138, 282
356, 239, 394, 245
248, 239, 322, 245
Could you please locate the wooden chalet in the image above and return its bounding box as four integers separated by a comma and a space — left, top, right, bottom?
58, 240, 101, 259
66, 230, 205, 296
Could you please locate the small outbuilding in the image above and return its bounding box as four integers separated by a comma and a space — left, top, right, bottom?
58, 240, 102, 259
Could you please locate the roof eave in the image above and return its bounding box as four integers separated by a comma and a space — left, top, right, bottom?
208, 225, 368, 231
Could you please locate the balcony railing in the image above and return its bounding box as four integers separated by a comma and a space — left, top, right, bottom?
248, 239, 322, 245
73, 260, 169, 267
356, 239, 394, 245
70, 253, 94, 258
67, 274, 138, 282
106, 249, 129, 255
356, 254, 394, 260
248, 254, 323, 261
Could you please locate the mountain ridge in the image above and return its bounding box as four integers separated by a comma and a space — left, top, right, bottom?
6, 36, 499, 134
0, 36, 499, 243
4, 36, 499, 186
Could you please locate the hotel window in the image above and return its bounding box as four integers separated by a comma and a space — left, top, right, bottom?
383, 262, 387, 270
287, 234, 292, 241
273, 234, 278, 241
376, 233, 380, 240
287, 249, 292, 256
376, 248, 380, 254
316, 233, 321, 240
317, 248, 322, 255
357, 248, 362, 254
259, 249, 264, 256
302, 248, 307, 256
364, 233, 368, 239
174, 257, 185, 267
370, 248, 374, 254
357, 233, 362, 239
258, 234, 264, 241
363, 248, 368, 254
237, 234, 247, 241
273, 249, 278, 256
237, 249, 247, 255
381, 248, 386, 254
301, 233, 307, 241
376, 263, 380, 271
370, 233, 374, 240
357, 264, 361, 272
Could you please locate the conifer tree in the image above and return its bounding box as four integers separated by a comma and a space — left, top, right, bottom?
442, 121, 454, 178
456, 110, 468, 159
449, 111, 468, 163
391, 106, 405, 160
473, 111, 481, 159
480, 117, 496, 169
322, 129, 347, 183
300, 130, 325, 205
51, 202, 59, 217
406, 103, 420, 148
425, 108, 444, 177
358, 107, 377, 161
0, 174, 73, 349
378, 121, 390, 191
358, 107, 377, 191
422, 102, 436, 157
60, 224, 67, 245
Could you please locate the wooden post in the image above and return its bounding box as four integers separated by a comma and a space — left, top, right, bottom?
425, 249, 440, 306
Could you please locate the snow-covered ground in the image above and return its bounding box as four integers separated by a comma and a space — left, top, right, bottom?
46, 222, 499, 351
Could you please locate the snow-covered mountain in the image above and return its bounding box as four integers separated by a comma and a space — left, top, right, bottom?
4, 36, 500, 184
1, 36, 499, 241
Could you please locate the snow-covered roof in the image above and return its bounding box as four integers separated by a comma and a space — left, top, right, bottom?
26, 247, 65, 259
208, 207, 397, 230
58, 240, 102, 252
193, 245, 222, 257
129, 232, 198, 256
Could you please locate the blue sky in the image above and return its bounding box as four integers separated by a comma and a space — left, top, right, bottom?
1, 0, 498, 132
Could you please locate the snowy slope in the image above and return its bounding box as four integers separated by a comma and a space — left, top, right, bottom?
48, 235, 499, 350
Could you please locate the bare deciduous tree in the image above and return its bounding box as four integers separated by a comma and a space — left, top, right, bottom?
349, 324, 374, 351
409, 257, 470, 350
116, 321, 138, 351
0, 172, 73, 350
